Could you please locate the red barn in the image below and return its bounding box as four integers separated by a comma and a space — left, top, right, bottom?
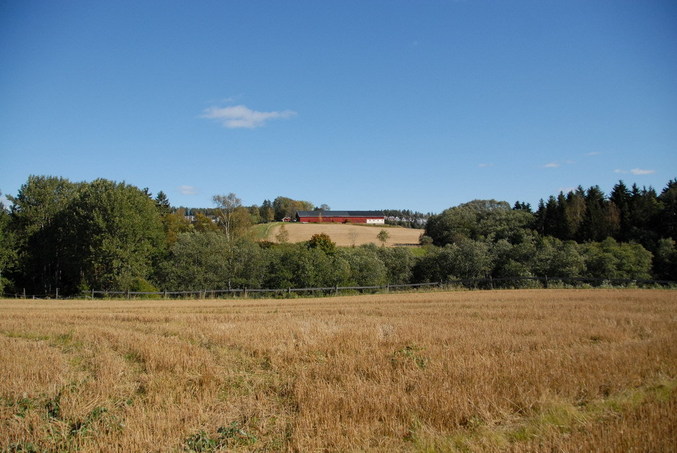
295, 211, 385, 224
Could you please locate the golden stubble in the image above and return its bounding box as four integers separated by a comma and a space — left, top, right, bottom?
0, 289, 675, 452
268, 223, 421, 246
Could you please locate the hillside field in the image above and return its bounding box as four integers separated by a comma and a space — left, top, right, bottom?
265, 222, 423, 247
1, 289, 675, 452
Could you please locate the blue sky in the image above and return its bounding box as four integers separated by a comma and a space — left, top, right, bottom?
1, 0, 676, 213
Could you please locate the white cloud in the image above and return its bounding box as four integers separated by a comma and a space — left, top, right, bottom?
179, 185, 198, 195
202, 104, 297, 129
630, 168, 656, 175
478, 163, 494, 168
544, 162, 560, 168
614, 168, 656, 175
586, 152, 602, 156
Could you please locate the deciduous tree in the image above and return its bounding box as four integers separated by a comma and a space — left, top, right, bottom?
308, 233, 336, 254
259, 200, 275, 223
8, 176, 78, 294
0, 194, 15, 293
68, 179, 165, 292
377, 229, 390, 246
213, 193, 242, 241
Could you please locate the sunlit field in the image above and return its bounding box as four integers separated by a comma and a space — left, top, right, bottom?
1, 289, 675, 452
267, 222, 422, 247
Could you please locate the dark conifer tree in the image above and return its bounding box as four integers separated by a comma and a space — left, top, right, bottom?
658, 179, 677, 240
610, 181, 632, 241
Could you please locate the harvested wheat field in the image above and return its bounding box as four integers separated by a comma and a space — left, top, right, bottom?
268, 222, 422, 247
1, 289, 676, 452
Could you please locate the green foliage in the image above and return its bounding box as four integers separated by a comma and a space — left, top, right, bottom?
70, 179, 165, 292
413, 239, 492, 283
159, 231, 227, 291
264, 244, 341, 289
3, 175, 676, 296
158, 232, 264, 290
582, 238, 653, 280
213, 193, 253, 241
376, 247, 415, 285
307, 233, 336, 254
259, 199, 275, 223
193, 212, 220, 233
8, 176, 79, 294
184, 422, 257, 452
154, 191, 171, 216
658, 179, 677, 240
337, 245, 388, 287
425, 200, 533, 246
272, 196, 314, 221
128, 277, 159, 292
530, 236, 585, 279
377, 229, 390, 245
653, 238, 677, 281
0, 197, 16, 293
536, 182, 667, 249
163, 211, 193, 245
419, 234, 433, 246
256, 242, 385, 290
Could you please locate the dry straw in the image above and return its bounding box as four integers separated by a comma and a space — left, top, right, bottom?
1, 289, 675, 451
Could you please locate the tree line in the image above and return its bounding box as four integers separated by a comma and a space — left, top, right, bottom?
0, 175, 675, 296
174, 196, 319, 225
423, 181, 677, 282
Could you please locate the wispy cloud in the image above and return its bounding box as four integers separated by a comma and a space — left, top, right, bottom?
179, 185, 198, 195
630, 168, 656, 175
544, 162, 560, 168
202, 104, 297, 129
586, 152, 602, 156
478, 163, 494, 168
614, 168, 656, 175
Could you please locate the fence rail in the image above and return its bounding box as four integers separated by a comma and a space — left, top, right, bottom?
82, 277, 677, 299
3, 277, 675, 300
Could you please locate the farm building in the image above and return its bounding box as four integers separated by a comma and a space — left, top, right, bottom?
296, 211, 385, 224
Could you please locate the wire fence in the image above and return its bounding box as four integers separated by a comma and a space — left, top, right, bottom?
3, 276, 675, 300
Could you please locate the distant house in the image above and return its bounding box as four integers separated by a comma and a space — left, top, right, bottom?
295, 211, 385, 224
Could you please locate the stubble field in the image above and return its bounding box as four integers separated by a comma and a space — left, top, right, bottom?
267, 223, 422, 247
1, 289, 675, 452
